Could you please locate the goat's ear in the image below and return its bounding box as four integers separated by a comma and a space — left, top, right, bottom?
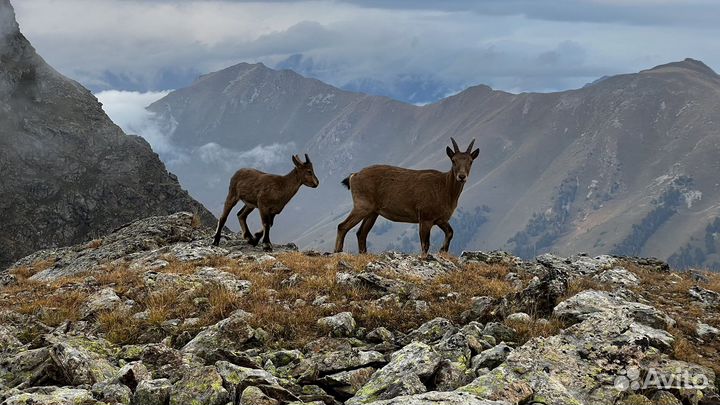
292, 155, 302, 166
471, 148, 480, 160
305, 153, 311, 164
446, 146, 455, 159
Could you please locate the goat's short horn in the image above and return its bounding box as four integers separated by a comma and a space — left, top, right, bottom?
305, 153, 311, 163
466, 139, 475, 153
450, 137, 460, 152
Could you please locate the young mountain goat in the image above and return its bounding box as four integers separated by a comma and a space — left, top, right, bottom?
212, 154, 319, 250
335, 138, 479, 258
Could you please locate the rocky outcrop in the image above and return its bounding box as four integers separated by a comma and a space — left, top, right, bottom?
1, 213, 719, 405
0, 0, 214, 270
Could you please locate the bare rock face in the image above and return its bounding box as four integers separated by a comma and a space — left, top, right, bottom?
0, 0, 214, 270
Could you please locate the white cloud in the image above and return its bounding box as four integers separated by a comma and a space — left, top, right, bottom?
196, 142, 296, 172
95, 90, 185, 160
12, 0, 720, 98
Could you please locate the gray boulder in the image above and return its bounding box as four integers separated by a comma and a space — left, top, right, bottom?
363, 391, 509, 404
133, 378, 172, 405
80, 287, 124, 319
169, 366, 229, 405
554, 290, 674, 329
471, 343, 512, 371
4, 387, 98, 405
182, 310, 255, 361
593, 267, 640, 287
317, 312, 356, 337
240, 386, 280, 405
347, 342, 441, 404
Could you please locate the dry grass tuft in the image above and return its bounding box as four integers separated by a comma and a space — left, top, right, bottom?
561, 276, 612, 301
86, 239, 103, 249
10, 258, 56, 280
98, 308, 143, 345
16, 289, 88, 327
703, 272, 720, 293
506, 317, 564, 344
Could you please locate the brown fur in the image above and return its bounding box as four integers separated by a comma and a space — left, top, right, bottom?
212, 154, 319, 250
335, 138, 479, 257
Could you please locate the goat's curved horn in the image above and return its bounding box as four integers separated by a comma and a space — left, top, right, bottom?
305, 153, 311, 163
466, 139, 475, 153
450, 137, 460, 153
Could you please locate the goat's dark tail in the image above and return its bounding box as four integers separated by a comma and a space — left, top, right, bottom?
341, 175, 352, 190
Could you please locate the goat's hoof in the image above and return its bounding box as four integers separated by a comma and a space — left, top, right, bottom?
211, 239, 220, 247
262, 243, 273, 252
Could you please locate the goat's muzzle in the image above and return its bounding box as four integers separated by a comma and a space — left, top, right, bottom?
457, 174, 467, 183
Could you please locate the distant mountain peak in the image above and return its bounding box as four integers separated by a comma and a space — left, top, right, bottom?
643, 58, 717, 77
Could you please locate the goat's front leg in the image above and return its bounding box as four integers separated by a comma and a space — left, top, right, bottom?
257, 213, 275, 251
437, 221, 454, 253
418, 220, 433, 259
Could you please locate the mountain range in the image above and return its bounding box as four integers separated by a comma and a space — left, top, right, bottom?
0, 0, 214, 269
147, 57, 720, 269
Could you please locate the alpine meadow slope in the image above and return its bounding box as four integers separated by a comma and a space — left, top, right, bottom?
147, 58, 720, 269
0, 0, 215, 269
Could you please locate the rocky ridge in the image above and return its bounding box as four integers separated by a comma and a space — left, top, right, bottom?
0, 0, 215, 270
1, 212, 719, 404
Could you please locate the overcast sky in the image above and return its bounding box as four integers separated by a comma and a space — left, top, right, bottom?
12, 0, 720, 103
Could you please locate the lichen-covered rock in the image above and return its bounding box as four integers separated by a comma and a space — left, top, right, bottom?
3, 387, 98, 405
140, 344, 187, 380
460, 251, 520, 267
312, 348, 385, 374
80, 287, 124, 319
240, 386, 280, 405
46, 334, 118, 386
194, 266, 251, 295
218, 360, 299, 402
169, 366, 229, 405
320, 367, 376, 398
593, 267, 640, 286
348, 342, 441, 404
432, 359, 473, 391
403, 318, 455, 345
364, 252, 458, 279
689, 286, 720, 307
471, 343, 512, 371
505, 312, 531, 323
363, 391, 509, 404
481, 323, 516, 343
696, 322, 720, 339
460, 308, 714, 405
554, 290, 674, 329
133, 378, 172, 405
91, 382, 132, 404
317, 312, 357, 337
366, 327, 394, 344
181, 310, 256, 361
113, 361, 150, 391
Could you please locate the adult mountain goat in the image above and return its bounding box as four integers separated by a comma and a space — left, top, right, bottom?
212, 154, 319, 250
335, 138, 479, 258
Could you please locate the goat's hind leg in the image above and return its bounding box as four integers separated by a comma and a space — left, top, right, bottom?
356, 213, 379, 254
213, 195, 239, 246
334, 208, 370, 253
236, 204, 255, 242
437, 221, 454, 253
